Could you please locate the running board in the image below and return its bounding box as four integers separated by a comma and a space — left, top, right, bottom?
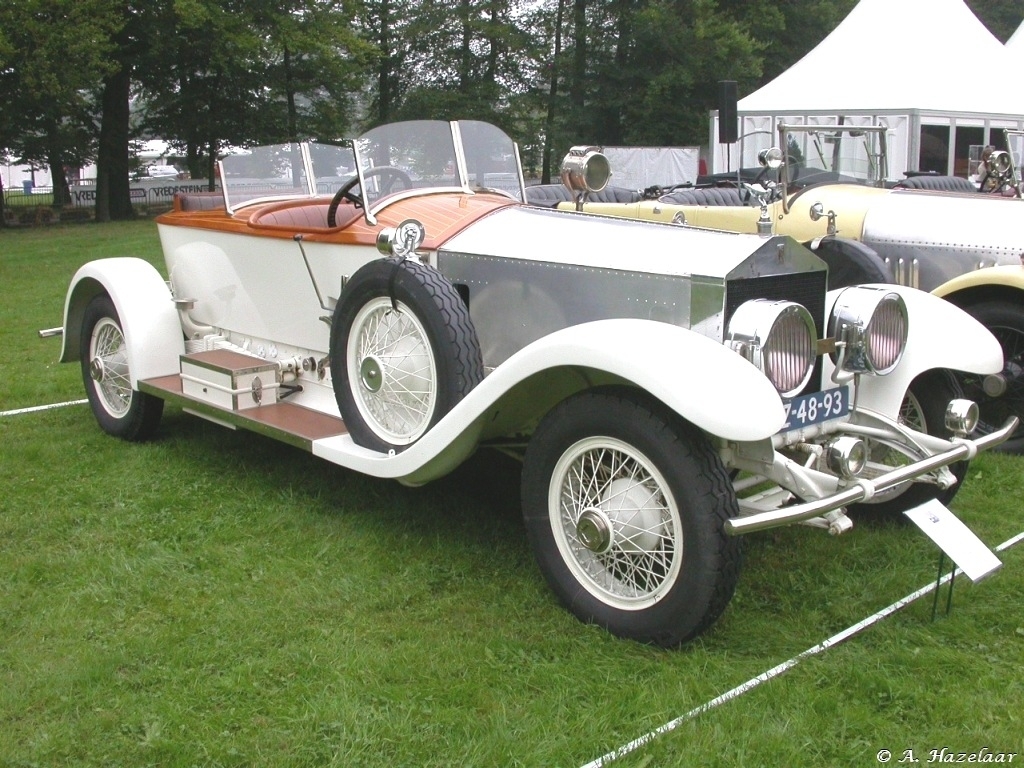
138, 356, 346, 456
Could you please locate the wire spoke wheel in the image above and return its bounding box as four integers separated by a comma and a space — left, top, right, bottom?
79, 294, 163, 441
330, 258, 483, 453
348, 298, 437, 444
522, 389, 741, 646
552, 437, 681, 609
89, 317, 133, 418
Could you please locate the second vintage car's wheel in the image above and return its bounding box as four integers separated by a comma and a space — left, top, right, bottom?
521, 388, 742, 647
958, 300, 1024, 454
850, 369, 968, 517
330, 258, 483, 452
80, 294, 164, 441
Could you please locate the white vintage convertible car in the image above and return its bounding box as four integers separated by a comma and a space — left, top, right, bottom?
51, 120, 1016, 646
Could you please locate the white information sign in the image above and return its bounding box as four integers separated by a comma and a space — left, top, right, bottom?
903, 499, 1002, 583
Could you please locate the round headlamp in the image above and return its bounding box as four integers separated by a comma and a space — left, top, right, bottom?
824, 435, 867, 479
758, 147, 783, 170
945, 399, 980, 437
560, 146, 611, 194
986, 150, 1012, 175
728, 299, 817, 397
828, 287, 908, 375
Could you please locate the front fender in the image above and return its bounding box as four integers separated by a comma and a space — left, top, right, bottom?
60, 258, 184, 386
931, 264, 1024, 298
823, 284, 1003, 417
477, 318, 787, 441
313, 319, 786, 483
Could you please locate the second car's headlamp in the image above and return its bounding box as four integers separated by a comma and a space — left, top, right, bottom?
727, 299, 817, 398
828, 287, 908, 375
560, 146, 611, 195
986, 150, 1012, 176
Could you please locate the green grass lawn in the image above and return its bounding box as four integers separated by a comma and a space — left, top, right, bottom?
1, 221, 1022, 767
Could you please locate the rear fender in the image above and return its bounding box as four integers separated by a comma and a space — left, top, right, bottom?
823, 284, 1003, 417
61, 258, 184, 386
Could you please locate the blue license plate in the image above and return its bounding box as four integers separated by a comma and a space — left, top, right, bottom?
783, 386, 851, 431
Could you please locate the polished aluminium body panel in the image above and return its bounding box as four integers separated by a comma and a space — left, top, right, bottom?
438, 205, 826, 367
861, 191, 1024, 291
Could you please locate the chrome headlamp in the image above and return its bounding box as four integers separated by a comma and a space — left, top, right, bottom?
728, 299, 817, 397
986, 150, 1012, 176
945, 399, 980, 437
560, 146, 611, 195
828, 287, 908, 375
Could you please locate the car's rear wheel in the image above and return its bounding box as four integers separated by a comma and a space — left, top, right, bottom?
850, 369, 967, 517
521, 389, 742, 647
330, 258, 483, 452
80, 294, 163, 441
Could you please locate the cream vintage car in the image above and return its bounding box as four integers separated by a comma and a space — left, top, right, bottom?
548, 124, 1024, 453
47, 120, 1015, 646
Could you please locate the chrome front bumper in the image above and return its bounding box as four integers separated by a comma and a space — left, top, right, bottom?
725, 416, 1019, 535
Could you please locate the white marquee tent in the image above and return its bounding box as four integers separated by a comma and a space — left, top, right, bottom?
711, 0, 1024, 179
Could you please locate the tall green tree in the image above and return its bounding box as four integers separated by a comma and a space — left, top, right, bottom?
92, 0, 175, 222
618, 0, 762, 146
250, 0, 375, 141
368, 0, 535, 130
966, 0, 1022, 42
0, 0, 118, 215
0, 24, 16, 224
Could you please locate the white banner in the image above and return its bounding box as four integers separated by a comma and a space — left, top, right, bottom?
601, 147, 700, 191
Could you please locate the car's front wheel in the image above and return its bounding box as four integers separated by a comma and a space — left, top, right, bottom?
521, 388, 742, 647
80, 294, 163, 441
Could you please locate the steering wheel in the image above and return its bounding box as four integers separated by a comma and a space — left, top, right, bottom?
327, 166, 412, 227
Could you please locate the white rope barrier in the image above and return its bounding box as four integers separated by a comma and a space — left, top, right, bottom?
0, 399, 88, 417
580, 530, 1024, 768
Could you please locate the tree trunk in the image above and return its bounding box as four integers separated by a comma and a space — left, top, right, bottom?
376, 0, 392, 123
570, 0, 587, 113
96, 66, 135, 222
284, 44, 298, 141
206, 140, 217, 191
459, 0, 472, 93
542, 0, 567, 184
44, 116, 72, 208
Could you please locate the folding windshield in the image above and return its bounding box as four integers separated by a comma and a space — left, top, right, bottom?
779, 123, 889, 188
218, 142, 353, 213
352, 119, 525, 214
217, 120, 525, 216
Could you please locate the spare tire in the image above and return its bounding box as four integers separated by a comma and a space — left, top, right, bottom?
329, 258, 484, 452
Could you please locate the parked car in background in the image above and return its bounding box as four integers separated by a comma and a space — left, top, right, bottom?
49, 120, 1015, 646
146, 164, 181, 179
549, 123, 1024, 452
